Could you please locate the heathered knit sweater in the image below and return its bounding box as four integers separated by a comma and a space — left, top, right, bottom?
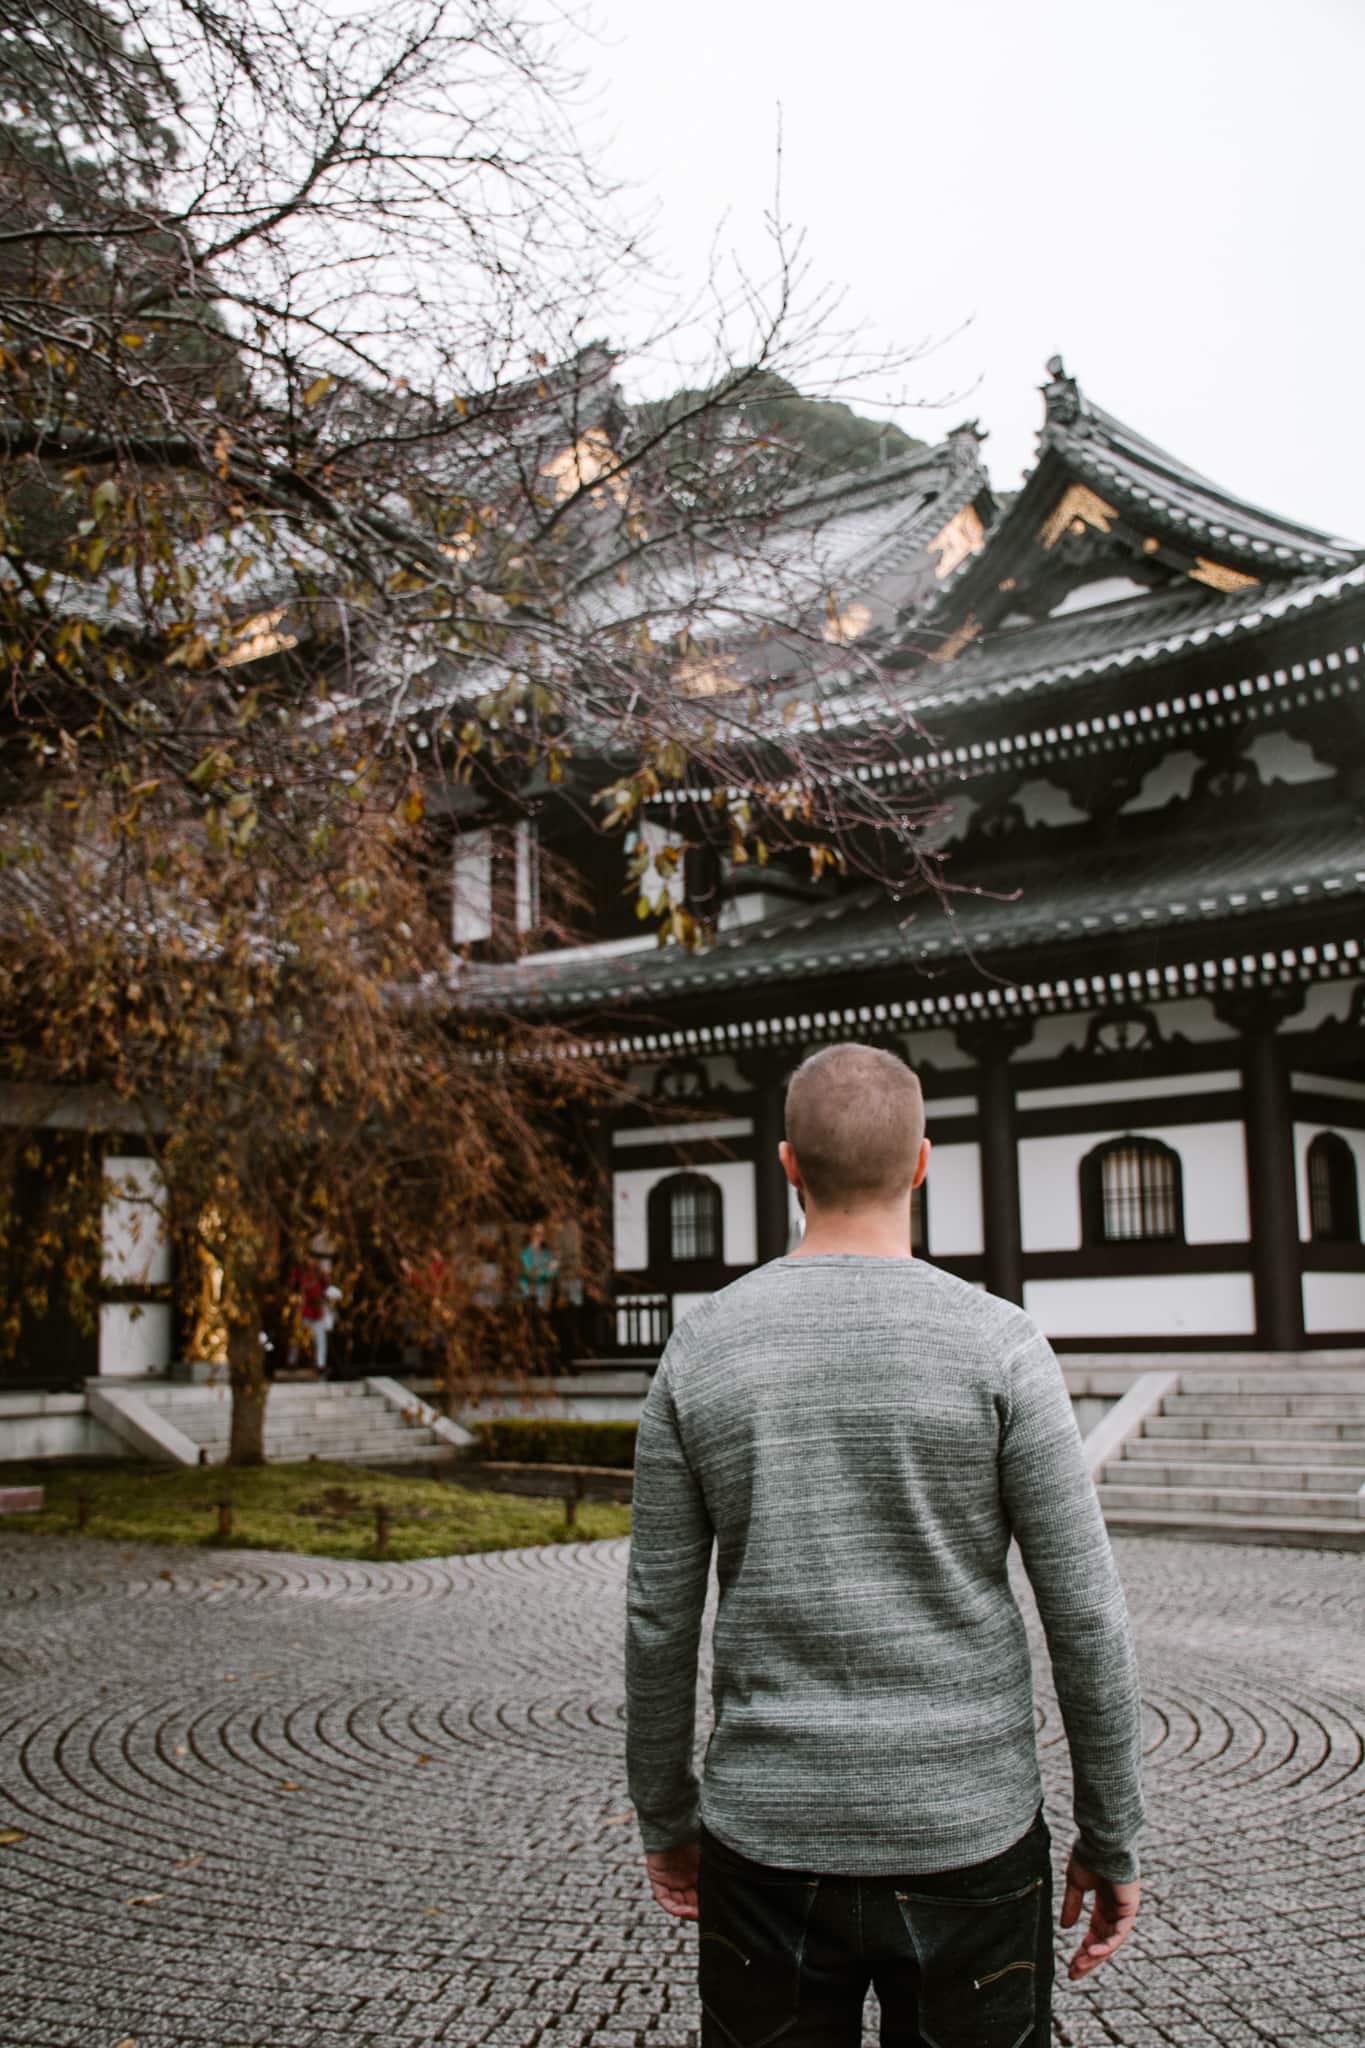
625, 1254, 1144, 1881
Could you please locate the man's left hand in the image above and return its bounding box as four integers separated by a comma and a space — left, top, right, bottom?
645, 1842, 700, 1921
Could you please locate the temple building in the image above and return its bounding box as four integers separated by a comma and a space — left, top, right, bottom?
475, 361, 1365, 1358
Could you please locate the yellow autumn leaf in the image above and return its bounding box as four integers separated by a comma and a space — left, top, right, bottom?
119, 332, 145, 348
0, 1828, 25, 1846
303, 375, 335, 407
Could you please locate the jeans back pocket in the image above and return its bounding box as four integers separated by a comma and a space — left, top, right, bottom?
893, 1872, 1047, 2048
698, 1839, 817, 2048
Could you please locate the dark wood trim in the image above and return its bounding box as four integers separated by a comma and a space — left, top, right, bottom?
1051, 1332, 1266, 1354
918, 1116, 977, 1145
752, 1081, 790, 1266
1022, 1242, 1250, 1280
975, 1058, 1024, 1304
1290, 1092, 1365, 1132
1240, 1028, 1306, 1348
1010, 1040, 1251, 1093
1301, 1243, 1365, 1272
1016, 1094, 1244, 1139
610, 1139, 753, 1173
919, 1252, 986, 1285
614, 1263, 750, 1293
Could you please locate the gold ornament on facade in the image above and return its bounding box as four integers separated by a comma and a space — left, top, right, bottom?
1038, 484, 1118, 552
821, 598, 873, 644
1189, 557, 1259, 593
929, 614, 982, 664
927, 504, 987, 579
676, 653, 743, 697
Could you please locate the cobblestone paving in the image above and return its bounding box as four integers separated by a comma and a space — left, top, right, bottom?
0, 1531, 1362, 2048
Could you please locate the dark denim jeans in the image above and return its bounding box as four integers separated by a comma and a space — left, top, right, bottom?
697, 1811, 1052, 2048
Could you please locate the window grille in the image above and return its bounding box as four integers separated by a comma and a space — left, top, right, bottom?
1081, 1137, 1183, 1244
1307, 1133, 1360, 1244
670, 1178, 722, 1261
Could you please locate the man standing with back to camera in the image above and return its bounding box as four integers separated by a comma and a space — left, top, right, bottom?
625, 1043, 1144, 2047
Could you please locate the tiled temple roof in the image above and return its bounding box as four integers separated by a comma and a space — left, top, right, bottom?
467, 795, 1365, 1017
1038, 365, 1358, 575
870, 562, 1365, 720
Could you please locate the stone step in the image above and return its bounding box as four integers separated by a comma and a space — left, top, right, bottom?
1099, 1506, 1365, 1551
1122, 1435, 1365, 1467
1147, 1413, 1365, 1440
1106, 1459, 1365, 1493
1157, 1372, 1365, 1397
1164, 1392, 1365, 1418
171, 1406, 418, 1438
144, 1390, 371, 1420
196, 1431, 445, 1462
1097, 1481, 1363, 1521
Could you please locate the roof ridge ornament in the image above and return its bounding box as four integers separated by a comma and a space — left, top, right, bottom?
947, 419, 985, 472
1042, 354, 1083, 430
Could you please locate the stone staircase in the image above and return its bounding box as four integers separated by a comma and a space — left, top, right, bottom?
1097, 1370, 1365, 1549
102, 1378, 463, 1469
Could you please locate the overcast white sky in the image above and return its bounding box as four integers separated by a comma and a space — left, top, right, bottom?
583, 0, 1365, 540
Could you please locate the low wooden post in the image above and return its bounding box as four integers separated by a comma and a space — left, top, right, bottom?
375, 1504, 391, 1556
564, 1470, 586, 1531
217, 1497, 233, 1539
76, 1489, 92, 1531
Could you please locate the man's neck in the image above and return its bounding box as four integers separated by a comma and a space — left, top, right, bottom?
789, 1205, 915, 1260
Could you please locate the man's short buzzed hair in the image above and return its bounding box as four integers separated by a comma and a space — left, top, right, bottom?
784, 1043, 925, 1206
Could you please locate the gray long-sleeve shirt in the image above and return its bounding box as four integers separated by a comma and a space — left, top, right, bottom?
625, 1254, 1144, 1881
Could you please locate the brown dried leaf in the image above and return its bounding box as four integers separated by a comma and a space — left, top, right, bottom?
0, 1828, 25, 1846
172, 1853, 204, 1871
125, 1892, 165, 1906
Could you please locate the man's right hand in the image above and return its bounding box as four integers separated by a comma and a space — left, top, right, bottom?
1060, 1848, 1140, 1978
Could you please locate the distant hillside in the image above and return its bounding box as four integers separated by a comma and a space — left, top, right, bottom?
632, 371, 922, 485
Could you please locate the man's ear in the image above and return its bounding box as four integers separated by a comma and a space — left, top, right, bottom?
778, 1139, 803, 1191
911, 1137, 932, 1189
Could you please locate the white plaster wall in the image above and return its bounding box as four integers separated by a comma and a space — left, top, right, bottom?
1283, 982, 1364, 1033
1302, 1271, 1365, 1334
1014, 778, 1086, 828
1293, 1122, 1365, 1241
1024, 1272, 1257, 1339
613, 1162, 756, 1270
1017, 1072, 1240, 1112
1122, 749, 1201, 814
925, 1142, 983, 1256
1018, 1122, 1251, 1253
102, 1155, 171, 1286
1292, 1073, 1365, 1105
1033, 997, 1239, 1062
613, 1117, 753, 1149
99, 1302, 174, 1377
904, 1027, 973, 1072
1244, 731, 1334, 787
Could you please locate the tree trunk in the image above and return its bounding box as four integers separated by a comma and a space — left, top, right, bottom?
227, 1309, 268, 1465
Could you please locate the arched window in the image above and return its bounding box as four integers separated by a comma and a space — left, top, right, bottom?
1307, 1133, 1360, 1244
1080, 1136, 1183, 1246
648, 1172, 723, 1267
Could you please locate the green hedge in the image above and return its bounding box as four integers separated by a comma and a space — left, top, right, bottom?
470, 1417, 638, 1470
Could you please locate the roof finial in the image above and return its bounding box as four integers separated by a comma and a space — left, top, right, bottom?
1042, 355, 1081, 428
